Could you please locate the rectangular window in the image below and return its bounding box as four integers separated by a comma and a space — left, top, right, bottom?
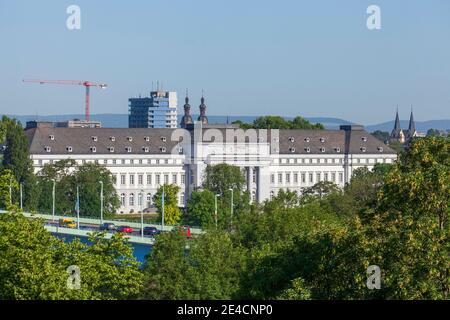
339, 172, 344, 183
172, 174, 177, 184
121, 174, 126, 186
309, 173, 313, 183
294, 173, 298, 184
301, 173, 306, 184
181, 174, 186, 185
286, 173, 290, 184
278, 173, 283, 184
331, 173, 336, 182
316, 172, 321, 182
271, 174, 275, 184
138, 174, 143, 185
147, 174, 152, 185
324, 173, 329, 182
129, 175, 135, 185
156, 174, 161, 185
164, 174, 169, 184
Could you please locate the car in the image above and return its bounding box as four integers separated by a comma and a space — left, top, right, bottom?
59, 218, 77, 229
117, 226, 133, 233
143, 226, 161, 236
172, 225, 191, 238
99, 223, 116, 231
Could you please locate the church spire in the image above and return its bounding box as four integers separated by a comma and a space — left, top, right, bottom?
180, 89, 193, 128
198, 90, 209, 125
393, 106, 401, 133
408, 105, 416, 133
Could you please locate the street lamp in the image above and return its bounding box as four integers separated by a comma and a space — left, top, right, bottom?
140, 189, 144, 238
20, 182, 23, 210
99, 181, 104, 224
161, 185, 165, 232
229, 188, 234, 230
76, 185, 80, 230
214, 194, 220, 229
52, 179, 56, 222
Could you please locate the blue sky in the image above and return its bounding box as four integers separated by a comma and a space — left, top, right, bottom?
1, 0, 449, 124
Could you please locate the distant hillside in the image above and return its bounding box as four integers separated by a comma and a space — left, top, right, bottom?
366, 120, 450, 133
6, 113, 448, 132
5, 114, 353, 130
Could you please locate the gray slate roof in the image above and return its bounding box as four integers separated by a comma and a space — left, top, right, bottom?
25, 126, 396, 156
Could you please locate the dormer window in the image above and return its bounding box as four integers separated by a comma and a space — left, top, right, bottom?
320, 137, 325, 143
304, 137, 310, 143
92, 136, 98, 142
90, 146, 97, 153
108, 146, 115, 153
362, 137, 368, 142
289, 147, 296, 153
143, 147, 150, 153
160, 147, 167, 153
377, 147, 384, 152
161, 136, 167, 142
320, 147, 326, 153
127, 136, 133, 142
110, 136, 116, 142
145, 136, 150, 142
49, 135, 55, 141
66, 146, 73, 153
289, 137, 295, 143
126, 147, 132, 153
45, 146, 51, 152
361, 147, 367, 153
305, 147, 311, 153
335, 147, 341, 153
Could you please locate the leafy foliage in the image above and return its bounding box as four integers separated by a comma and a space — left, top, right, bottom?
153, 184, 182, 225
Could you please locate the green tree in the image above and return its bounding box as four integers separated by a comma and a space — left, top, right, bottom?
0, 211, 143, 300
0, 169, 19, 209
187, 189, 216, 228
36, 161, 119, 218
153, 184, 181, 225
1, 118, 37, 210
371, 130, 390, 143
141, 230, 246, 300
74, 163, 119, 217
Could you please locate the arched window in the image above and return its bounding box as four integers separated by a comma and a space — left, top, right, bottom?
146, 193, 152, 207
120, 193, 126, 207
129, 193, 135, 206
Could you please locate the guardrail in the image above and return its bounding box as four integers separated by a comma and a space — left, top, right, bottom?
0, 210, 204, 235
44, 225, 155, 245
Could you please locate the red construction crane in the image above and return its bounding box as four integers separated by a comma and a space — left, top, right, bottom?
23, 79, 108, 122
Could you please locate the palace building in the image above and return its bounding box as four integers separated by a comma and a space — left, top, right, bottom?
25, 97, 397, 214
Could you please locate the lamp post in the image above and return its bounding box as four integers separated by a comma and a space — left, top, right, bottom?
52, 179, 56, 222
214, 194, 220, 229
229, 188, 234, 230
76, 186, 80, 230
161, 185, 165, 232
140, 189, 144, 238
99, 181, 104, 224
20, 183, 23, 210
9, 177, 12, 205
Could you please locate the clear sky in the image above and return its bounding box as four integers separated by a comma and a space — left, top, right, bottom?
1, 0, 449, 125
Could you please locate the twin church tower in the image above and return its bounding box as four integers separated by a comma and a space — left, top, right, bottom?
180, 92, 209, 128
390, 108, 418, 144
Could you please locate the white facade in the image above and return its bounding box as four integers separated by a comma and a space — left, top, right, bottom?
27, 123, 397, 214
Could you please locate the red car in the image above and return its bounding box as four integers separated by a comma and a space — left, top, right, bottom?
173, 225, 191, 238
117, 226, 133, 233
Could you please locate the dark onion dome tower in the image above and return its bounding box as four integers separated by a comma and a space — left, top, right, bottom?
180, 92, 194, 128
197, 94, 209, 125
